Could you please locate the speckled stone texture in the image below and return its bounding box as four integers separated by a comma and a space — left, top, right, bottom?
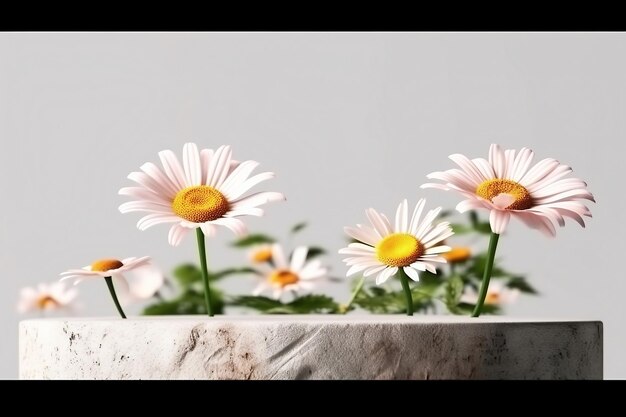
19, 316, 602, 380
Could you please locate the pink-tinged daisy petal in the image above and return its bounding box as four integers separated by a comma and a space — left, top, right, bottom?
290, 246, 308, 272
414, 207, 442, 239
123, 264, 164, 299
456, 199, 487, 213
225, 208, 264, 217
489, 144, 506, 178
230, 192, 286, 210
424, 245, 452, 255
109, 275, 132, 305
211, 217, 247, 237
139, 163, 179, 198
366, 208, 391, 238
252, 282, 269, 296
449, 154, 485, 185
344, 226, 379, 246
137, 214, 179, 231
472, 158, 495, 181
403, 267, 420, 282
346, 263, 378, 277
364, 265, 387, 277
376, 267, 397, 285
531, 179, 589, 199
526, 165, 573, 192
208, 145, 233, 188
218, 160, 260, 197
168, 224, 190, 246
515, 212, 556, 237
200, 223, 216, 237
421, 182, 452, 191
127, 172, 172, 197
534, 189, 595, 205
119, 186, 170, 205
394, 199, 409, 233
347, 242, 376, 252
489, 210, 511, 234
518, 158, 560, 186
225, 172, 276, 201
421, 223, 451, 246
182, 143, 202, 187
119, 201, 172, 214
158, 149, 187, 190
528, 207, 565, 227
491, 194, 516, 209
422, 229, 454, 248
510, 147, 534, 182
271, 244, 288, 269
299, 259, 323, 277
408, 199, 426, 235
422, 262, 437, 274
503, 149, 516, 179
199, 148, 214, 185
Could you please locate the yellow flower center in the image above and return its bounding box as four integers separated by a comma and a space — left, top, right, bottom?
268, 270, 299, 287
91, 259, 124, 272
252, 248, 273, 263
36, 296, 59, 309
172, 185, 229, 223
476, 179, 533, 210
442, 247, 472, 263
485, 291, 500, 305
376, 233, 424, 267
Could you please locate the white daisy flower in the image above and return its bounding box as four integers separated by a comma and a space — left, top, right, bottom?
339, 198, 453, 285
59, 256, 163, 304
17, 282, 78, 314
253, 244, 328, 300
421, 144, 594, 236
119, 143, 285, 246
460, 281, 520, 306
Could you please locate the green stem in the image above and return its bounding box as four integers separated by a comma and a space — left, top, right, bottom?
196, 228, 214, 317
342, 276, 366, 314
104, 276, 127, 319
472, 232, 500, 318
398, 268, 414, 316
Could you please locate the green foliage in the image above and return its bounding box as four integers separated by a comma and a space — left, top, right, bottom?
443, 275, 464, 314
233, 294, 340, 314
290, 222, 308, 234
304, 246, 326, 260
231, 234, 275, 247
143, 288, 225, 315
506, 276, 538, 294
354, 284, 433, 314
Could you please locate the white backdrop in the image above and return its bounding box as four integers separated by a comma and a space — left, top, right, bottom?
1, 32, 623, 378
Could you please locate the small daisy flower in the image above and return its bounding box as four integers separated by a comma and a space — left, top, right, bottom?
248, 244, 274, 264
119, 143, 285, 246
253, 244, 328, 300
460, 281, 520, 306
421, 144, 594, 236
339, 198, 453, 285
60, 256, 163, 318
18, 282, 78, 314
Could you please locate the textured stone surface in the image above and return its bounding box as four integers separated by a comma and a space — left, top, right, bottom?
19, 316, 603, 380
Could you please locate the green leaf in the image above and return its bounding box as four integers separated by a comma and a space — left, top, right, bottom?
231, 234, 275, 247
231, 296, 283, 312
287, 294, 339, 313
450, 223, 474, 235
290, 222, 308, 234
143, 288, 224, 315
172, 264, 202, 287
506, 276, 538, 294
212, 267, 258, 280
232, 294, 340, 314
305, 246, 326, 260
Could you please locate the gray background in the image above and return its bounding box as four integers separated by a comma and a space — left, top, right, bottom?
0, 32, 622, 379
